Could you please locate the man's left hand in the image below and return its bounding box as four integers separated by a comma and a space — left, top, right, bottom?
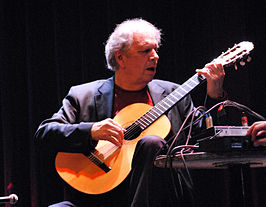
196, 63, 225, 99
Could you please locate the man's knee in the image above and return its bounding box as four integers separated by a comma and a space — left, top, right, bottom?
138, 135, 166, 149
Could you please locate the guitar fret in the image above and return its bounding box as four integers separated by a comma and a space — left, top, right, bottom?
154, 105, 164, 114
173, 90, 184, 98
162, 101, 171, 108
135, 111, 160, 130
156, 102, 165, 111
136, 120, 146, 130
186, 81, 197, 88
179, 86, 189, 93
147, 111, 157, 120
143, 113, 153, 121
183, 83, 193, 90
142, 113, 156, 126
151, 108, 161, 116
150, 112, 159, 120
166, 97, 176, 104
160, 102, 169, 111
164, 98, 173, 106
190, 78, 198, 85
139, 117, 150, 127
141, 116, 153, 127
168, 93, 178, 102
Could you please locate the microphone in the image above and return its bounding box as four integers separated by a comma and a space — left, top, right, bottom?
0, 194, 18, 204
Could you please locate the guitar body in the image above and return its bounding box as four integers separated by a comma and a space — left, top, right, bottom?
55, 103, 171, 194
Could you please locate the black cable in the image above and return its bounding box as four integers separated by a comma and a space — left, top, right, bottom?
223, 100, 266, 121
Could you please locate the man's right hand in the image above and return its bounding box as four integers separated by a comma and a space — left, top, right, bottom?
91, 118, 125, 147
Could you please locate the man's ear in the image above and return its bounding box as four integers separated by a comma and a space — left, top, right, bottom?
114, 51, 124, 68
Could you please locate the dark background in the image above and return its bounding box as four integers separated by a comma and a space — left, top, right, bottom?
1, 0, 266, 206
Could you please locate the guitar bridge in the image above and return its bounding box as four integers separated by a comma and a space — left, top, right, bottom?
85, 152, 111, 173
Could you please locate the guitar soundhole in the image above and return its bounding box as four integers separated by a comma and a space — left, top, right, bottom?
125, 125, 142, 140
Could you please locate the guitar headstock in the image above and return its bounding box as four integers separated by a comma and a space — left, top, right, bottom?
213, 41, 254, 69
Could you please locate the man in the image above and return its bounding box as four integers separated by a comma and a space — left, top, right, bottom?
34, 18, 225, 207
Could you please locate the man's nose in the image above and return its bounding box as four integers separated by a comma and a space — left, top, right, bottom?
150, 49, 159, 62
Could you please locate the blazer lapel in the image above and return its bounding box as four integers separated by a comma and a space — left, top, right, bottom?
148, 81, 167, 104
94, 77, 114, 120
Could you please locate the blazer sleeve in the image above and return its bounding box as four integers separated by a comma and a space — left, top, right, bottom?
34, 87, 98, 153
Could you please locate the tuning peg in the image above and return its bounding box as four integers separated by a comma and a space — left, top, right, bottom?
247, 56, 252, 62
234, 64, 238, 70
240, 61, 246, 66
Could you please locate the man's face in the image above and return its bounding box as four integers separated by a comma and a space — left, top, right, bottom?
119, 32, 159, 88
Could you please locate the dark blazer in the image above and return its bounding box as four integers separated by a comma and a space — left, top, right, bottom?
34, 76, 196, 152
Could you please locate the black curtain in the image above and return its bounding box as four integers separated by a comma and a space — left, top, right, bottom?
1, 0, 266, 206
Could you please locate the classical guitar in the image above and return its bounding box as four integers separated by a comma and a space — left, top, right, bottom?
55, 41, 254, 194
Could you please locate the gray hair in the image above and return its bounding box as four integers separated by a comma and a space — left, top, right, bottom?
105, 18, 162, 71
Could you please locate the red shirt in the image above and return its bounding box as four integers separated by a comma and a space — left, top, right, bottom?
113, 85, 153, 116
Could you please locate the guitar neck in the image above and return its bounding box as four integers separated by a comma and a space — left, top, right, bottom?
134, 74, 206, 131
